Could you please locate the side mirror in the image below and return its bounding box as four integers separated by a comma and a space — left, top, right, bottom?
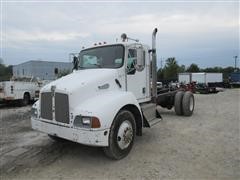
54, 68, 59, 75
73, 56, 79, 70
135, 48, 144, 71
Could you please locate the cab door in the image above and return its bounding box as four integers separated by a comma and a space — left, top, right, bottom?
126, 47, 149, 102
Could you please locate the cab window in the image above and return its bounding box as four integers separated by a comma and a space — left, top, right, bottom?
127, 49, 137, 75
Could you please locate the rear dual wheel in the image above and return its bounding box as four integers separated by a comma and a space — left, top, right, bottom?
174, 91, 184, 115
174, 91, 194, 116
21, 93, 30, 106
182, 91, 195, 116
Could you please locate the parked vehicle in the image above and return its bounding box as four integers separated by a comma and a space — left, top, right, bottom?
178, 72, 223, 84
178, 73, 191, 84
31, 28, 195, 159
157, 82, 163, 89
0, 77, 48, 105
230, 72, 240, 88
178, 72, 223, 94
194, 83, 217, 94
179, 82, 196, 93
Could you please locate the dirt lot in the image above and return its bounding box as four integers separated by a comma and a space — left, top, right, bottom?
0, 89, 239, 180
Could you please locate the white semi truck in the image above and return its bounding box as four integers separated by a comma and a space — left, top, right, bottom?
31, 28, 195, 159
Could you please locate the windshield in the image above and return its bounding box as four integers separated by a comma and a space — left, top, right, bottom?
79, 45, 124, 69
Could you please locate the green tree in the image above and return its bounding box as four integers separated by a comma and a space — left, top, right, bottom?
0, 58, 3, 64
0, 59, 13, 81
202, 66, 222, 73
186, 63, 200, 72
163, 57, 180, 80
157, 68, 164, 81
178, 65, 186, 73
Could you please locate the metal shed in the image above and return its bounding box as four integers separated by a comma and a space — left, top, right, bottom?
13, 60, 72, 80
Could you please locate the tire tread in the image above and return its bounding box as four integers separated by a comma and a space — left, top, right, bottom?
174, 91, 184, 115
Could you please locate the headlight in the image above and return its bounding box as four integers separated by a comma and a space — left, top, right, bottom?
31, 107, 38, 118
74, 115, 101, 128
82, 117, 91, 125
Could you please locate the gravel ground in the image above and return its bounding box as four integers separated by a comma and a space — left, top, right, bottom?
0, 89, 239, 180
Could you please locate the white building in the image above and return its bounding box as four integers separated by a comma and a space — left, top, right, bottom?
13, 60, 72, 80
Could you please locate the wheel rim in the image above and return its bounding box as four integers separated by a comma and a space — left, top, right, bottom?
189, 96, 194, 111
117, 120, 133, 150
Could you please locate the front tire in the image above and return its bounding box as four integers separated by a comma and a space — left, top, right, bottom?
21, 93, 30, 106
103, 110, 136, 160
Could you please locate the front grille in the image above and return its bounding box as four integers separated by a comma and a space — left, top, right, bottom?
55, 93, 70, 124
40, 92, 70, 124
40, 92, 53, 120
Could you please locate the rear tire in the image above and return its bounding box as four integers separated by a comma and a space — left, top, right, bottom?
103, 110, 136, 160
21, 93, 30, 106
174, 91, 184, 115
182, 91, 194, 116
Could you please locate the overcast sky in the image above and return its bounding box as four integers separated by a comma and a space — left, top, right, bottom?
0, 0, 239, 68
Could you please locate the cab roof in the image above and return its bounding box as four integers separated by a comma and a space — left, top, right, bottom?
81, 42, 150, 52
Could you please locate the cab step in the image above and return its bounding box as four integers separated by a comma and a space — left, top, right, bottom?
141, 103, 162, 127
148, 118, 162, 127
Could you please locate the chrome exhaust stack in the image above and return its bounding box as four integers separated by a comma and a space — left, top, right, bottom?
152, 28, 158, 103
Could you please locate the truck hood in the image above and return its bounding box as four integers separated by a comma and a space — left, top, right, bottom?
42, 69, 119, 93
41, 69, 123, 108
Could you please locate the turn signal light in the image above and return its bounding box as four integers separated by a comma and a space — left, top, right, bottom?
91, 117, 101, 128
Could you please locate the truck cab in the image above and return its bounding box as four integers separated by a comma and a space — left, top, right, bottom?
31, 28, 194, 159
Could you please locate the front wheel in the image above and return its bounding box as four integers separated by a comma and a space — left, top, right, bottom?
103, 110, 136, 160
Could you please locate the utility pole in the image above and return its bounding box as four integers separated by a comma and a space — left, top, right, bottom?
234, 56, 238, 72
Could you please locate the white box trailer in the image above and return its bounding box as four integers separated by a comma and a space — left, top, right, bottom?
191, 73, 222, 84
178, 73, 223, 84
191, 73, 205, 84
205, 73, 222, 83
178, 73, 191, 84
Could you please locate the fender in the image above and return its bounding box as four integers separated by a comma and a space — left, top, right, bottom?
72, 91, 143, 130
